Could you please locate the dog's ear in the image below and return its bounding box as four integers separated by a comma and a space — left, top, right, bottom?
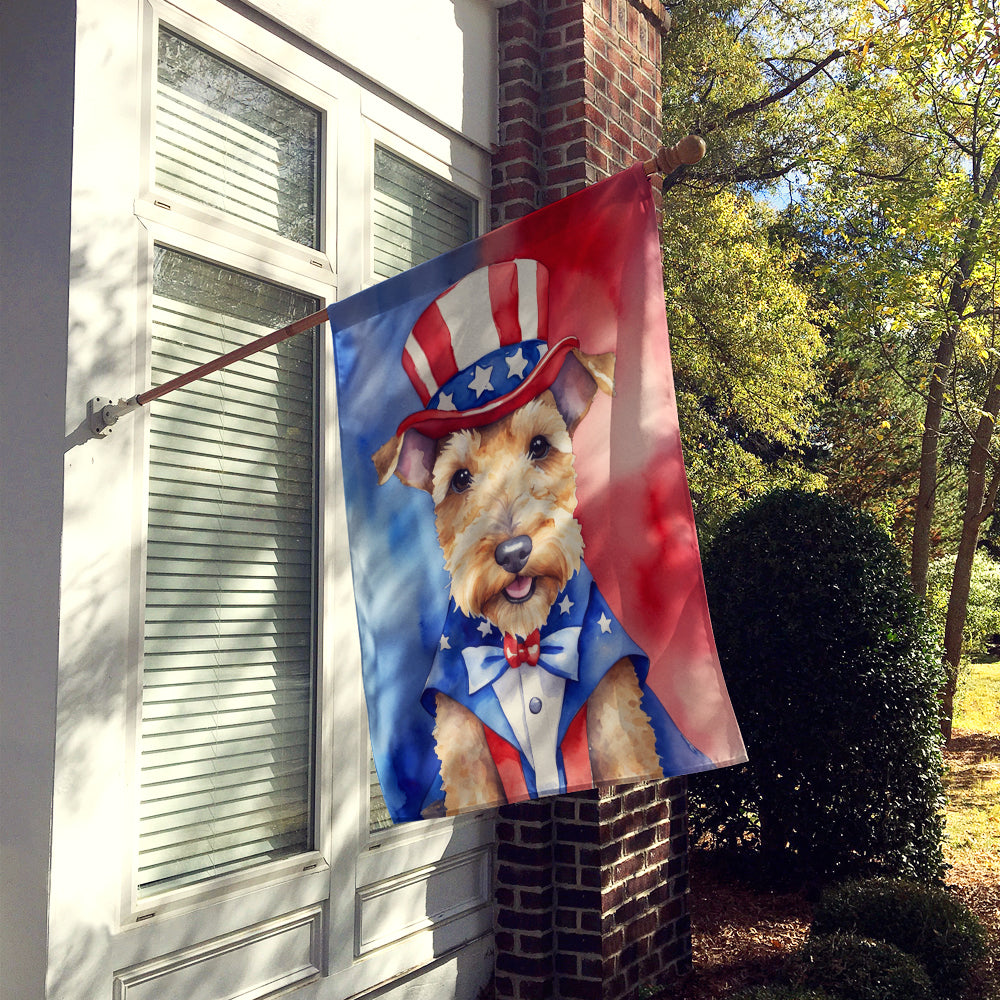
549, 348, 616, 434
372, 429, 437, 492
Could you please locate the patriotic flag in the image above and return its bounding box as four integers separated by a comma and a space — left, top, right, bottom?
329, 164, 746, 822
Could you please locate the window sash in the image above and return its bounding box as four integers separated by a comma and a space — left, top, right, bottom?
367, 146, 478, 831
155, 27, 321, 249
372, 145, 477, 279
138, 247, 320, 896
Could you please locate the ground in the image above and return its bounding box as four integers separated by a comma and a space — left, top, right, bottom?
674, 729, 1000, 999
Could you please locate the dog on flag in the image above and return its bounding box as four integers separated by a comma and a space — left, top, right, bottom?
373, 259, 705, 815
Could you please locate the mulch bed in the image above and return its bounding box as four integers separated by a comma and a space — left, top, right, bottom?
671, 733, 1000, 999
677, 850, 814, 999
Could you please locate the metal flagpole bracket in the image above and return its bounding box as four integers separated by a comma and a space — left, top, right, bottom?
88, 395, 141, 438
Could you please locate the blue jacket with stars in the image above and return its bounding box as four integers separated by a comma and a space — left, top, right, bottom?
420, 563, 711, 803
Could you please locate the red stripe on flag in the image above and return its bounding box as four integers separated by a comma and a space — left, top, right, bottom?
400, 349, 431, 406
483, 727, 529, 803
490, 261, 522, 346
411, 302, 458, 394
561, 705, 593, 792
535, 258, 549, 344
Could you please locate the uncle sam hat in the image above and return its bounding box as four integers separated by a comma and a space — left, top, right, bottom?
373, 259, 590, 488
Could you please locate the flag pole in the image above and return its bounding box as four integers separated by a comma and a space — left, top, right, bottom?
642, 134, 706, 177
88, 136, 705, 438
87, 307, 329, 437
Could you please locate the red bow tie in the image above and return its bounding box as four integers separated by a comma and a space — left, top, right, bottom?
503, 629, 541, 668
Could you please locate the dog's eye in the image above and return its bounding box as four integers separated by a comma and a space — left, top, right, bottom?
528, 435, 550, 461
450, 468, 473, 494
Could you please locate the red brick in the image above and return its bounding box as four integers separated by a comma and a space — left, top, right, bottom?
503, 120, 543, 145
503, 79, 541, 104
560, 979, 604, 1000
502, 40, 538, 63
492, 6, 690, 994
520, 930, 556, 954
499, 906, 551, 932
520, 886, 554, 910
542, 40, 587, 70
499, 100, 539, 125
556, 951, 579, 976
540, 27, 565, 49
496, 952, 551, 977
498, 863, 552, 889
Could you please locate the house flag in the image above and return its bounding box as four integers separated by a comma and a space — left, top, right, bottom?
329, 164, 747, 822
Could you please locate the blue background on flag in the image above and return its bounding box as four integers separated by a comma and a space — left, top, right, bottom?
329, 241, 485, 820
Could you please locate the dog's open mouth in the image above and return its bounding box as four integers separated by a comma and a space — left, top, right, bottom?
503, 575, 536, 603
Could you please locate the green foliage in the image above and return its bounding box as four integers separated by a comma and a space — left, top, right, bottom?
792, 934, 934, 1000
927, 550, 1000, 658
811, 878, 988, 999
664, 191, 826, 538
658, 1, 842, 541
692, 489, 947, 882
661, 0, 852, 193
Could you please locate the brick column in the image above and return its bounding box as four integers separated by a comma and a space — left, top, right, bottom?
491, 3, 693, 999
493, 0, 668, 226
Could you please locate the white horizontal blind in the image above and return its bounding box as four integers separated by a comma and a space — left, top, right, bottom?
138, 248, 319, 895
372, 146, 477, 280
156, 28, 320, 248
367, 148, 478, 831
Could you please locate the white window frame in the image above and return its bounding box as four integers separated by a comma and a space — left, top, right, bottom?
109, 0, 496, 993
123, 0, 338, 928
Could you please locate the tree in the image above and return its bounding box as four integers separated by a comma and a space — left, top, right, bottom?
659, 2, 998, 737
662, 188, 826, 537
661, 0, 854, 195
801, 0, 1000, 735
659, 1, 848, 538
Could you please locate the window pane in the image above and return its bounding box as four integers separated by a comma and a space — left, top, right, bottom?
368, 150, 478, 831
372, 146, 477, 280
138, 247, 319, 895
156, 28, 320, 248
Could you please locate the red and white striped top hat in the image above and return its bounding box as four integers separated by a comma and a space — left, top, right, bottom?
395, 259, 579, 440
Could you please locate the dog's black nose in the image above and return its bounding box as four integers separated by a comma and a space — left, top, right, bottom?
495, 535, 532, 574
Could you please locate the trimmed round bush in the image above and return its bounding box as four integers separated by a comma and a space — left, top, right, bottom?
794, 933, 934, 1000
692, 489, 946, 882
812, 878, 988, 998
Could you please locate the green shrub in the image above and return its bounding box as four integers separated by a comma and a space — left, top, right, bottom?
793, 933, 934, 1000
812, 878, 988, 999
692, 489, 946, 882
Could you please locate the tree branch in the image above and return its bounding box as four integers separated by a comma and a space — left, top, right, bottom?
702, 49, 847, 133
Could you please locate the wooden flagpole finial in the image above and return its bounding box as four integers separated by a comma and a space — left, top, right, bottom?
643, 135, 707, 176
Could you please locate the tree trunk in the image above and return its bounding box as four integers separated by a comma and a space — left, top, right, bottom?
910, 329, 956, 598
911, 160, 1000, 596
940, 373, 1000, 740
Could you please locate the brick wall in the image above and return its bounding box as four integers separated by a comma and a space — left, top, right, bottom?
492, 0, 668, 227
490, 4, 693, 998
493, 781, 692, 1000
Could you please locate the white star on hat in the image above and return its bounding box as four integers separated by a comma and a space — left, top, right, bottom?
506, 347, 529, 380
468, 364, 493, 397
437, 392, 456, 411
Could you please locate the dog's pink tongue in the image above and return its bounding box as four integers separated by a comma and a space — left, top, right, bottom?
505, 575, 532, 600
